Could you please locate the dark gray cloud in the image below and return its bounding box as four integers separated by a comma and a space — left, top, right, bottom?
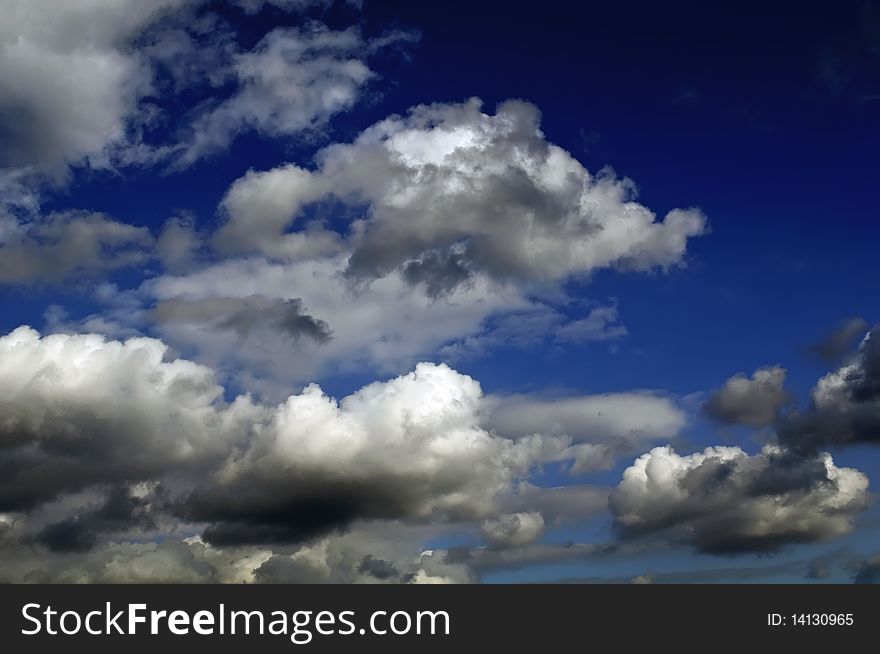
402, 250, 472, 298
610, 445, 869, 555
152, 295, 332, 343
181, 484, 396, 547
703, 365, 789, 427
31, 486, 158, 553
809, 317, 869, 363
779, 324, 880, 452
357, 554, 399, 580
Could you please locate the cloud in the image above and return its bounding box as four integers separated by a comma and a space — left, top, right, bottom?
0, 212, 152, 285
180, 362, 567, 545
0, 326, 247, 511
0, 0, 186, 170
1, 325, 620, 575
142, 98, 705, 389
173, 24, 411, 167
0, 0, 407, 180
480, 512, 545, 548
500, 483, 610, 527
437, 303, 627, 362
485, 391, 686, 445
156, 215, 203, 274
780, 323, 880, 451
31, 485, 159, 553
809, 317, 869, 362
149, 256, 530, 393
554, 304, 628, 343
152, 295, 332, 344
610, 445, 869, 554
213, 98, 707, 290
703, 365, 790, 428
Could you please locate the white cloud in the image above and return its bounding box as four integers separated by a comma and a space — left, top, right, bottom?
610, 444, 869, 554
0, 0, 187, 170
183, 361, 570, 545
0, 326, 248, 510
213, 98, 707, 289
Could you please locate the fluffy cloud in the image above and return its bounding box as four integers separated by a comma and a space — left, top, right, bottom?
213, 98, 707, 290
610, 445, 869, 554
703, 365, 790, 427
0, 327, 591, 553
140, 98, 707, 388
0, 212, 152, 284
0, 327, 243, 510
181, 362, 567, 545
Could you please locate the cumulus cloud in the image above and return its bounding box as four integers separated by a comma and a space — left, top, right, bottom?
610, 445, 869, 554
142, 98, 707, 389
0, 327, 587, 555
213, 98, 707, 289
703, 365, 790, 427
780, 323, 880, 451
0, 212, 152, 284
0, 327, 242, 510
181, 362, 567, 545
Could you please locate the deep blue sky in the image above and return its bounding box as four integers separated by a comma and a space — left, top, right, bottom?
13, 0, 874, 400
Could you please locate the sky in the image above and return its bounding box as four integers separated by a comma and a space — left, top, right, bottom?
0, 0, 879, 584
